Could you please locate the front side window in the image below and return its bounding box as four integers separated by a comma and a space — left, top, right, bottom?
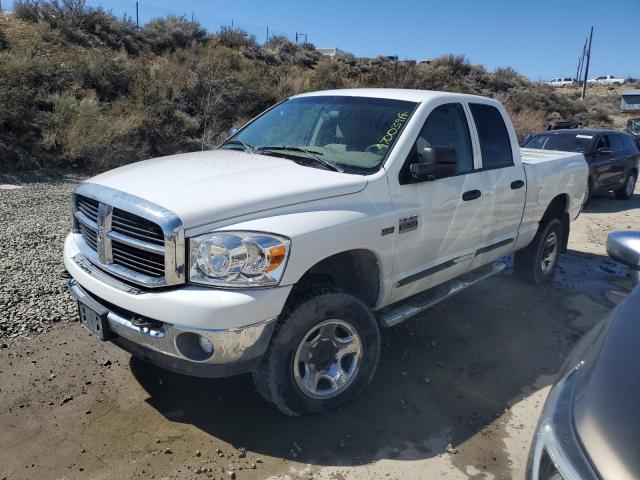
596, 135, 610, 150
222, 96, 417, 173
400, 103, 474, 183
469, 103, 514, 169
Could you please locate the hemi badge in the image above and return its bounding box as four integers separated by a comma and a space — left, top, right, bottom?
381, 226, 395, 236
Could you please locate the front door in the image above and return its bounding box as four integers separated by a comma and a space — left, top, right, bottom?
388, 102, 486, 303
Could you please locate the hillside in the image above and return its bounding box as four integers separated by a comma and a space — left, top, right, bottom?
0, 1, 627, 171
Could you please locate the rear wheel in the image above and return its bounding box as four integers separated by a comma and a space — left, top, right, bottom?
615, 173, 636, 200
515, 218, 563, 284
253, 288, 380, 415
584, 178, 593, 205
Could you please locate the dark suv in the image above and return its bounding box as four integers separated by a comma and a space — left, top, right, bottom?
524, 129, 639, 202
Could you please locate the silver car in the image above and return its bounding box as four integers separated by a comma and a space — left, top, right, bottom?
528, 231, 640, 480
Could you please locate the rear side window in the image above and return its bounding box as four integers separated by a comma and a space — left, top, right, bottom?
622, 134, 639, 152
469, 104, 514, 169
610, 134, 624, 151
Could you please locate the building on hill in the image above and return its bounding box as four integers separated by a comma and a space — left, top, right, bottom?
620, 90, 640, 116
317, 47, 347, 57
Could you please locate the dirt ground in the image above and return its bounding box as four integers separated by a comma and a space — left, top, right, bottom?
1, 186, 638, 480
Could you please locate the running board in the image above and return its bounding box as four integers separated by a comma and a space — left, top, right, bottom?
376, 261, 506, 328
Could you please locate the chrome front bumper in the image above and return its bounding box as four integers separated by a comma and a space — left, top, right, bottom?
68, 279, 277, 377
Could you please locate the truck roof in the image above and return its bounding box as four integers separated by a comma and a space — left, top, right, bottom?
292, 88, 496, 103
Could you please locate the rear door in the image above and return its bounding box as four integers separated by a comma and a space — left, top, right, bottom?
592, 134, 616, 189
610, 133, 630, 187
467, 102, 526, 268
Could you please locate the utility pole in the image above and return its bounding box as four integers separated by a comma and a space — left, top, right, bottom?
295, 31, 308, 44
135, 1, 139, 28
581, 26, 593, 100
266, 26, 269, 43
576, 37, 587, 81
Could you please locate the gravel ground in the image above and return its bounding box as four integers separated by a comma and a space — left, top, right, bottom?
0, 172, 85, 340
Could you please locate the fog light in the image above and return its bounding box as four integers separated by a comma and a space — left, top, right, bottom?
198, 336, 214, 354
175, 332, 214, 361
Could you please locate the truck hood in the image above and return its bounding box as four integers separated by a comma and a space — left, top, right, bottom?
89, 150, 367, 228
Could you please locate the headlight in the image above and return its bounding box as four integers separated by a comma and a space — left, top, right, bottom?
189, 231, 290, 288
528, 368, 597, 480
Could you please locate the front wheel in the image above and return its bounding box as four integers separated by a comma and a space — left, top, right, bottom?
253, 288, 381, 415
515, 218, 563, 284
615, 173, 636, 200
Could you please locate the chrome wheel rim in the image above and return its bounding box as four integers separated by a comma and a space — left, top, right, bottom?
293, 319, 362, 400
541, 231, 558, 275
626, 176, 635, 197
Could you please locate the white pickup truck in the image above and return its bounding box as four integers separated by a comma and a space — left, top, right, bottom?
588, 75, 631, 86
64, 89, 587, 415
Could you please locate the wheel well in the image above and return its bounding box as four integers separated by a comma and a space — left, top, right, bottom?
292, 250, 381, 308
541, 194, 570, 252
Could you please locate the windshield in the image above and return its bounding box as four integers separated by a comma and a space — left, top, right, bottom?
221, 96, 417, 173
524, 133, 594, 153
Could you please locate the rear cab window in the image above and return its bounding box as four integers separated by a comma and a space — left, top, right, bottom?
469, 103, 514, 169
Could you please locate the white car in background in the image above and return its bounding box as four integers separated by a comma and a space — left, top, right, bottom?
546, 78, 577, 87
588, 75, 631, 86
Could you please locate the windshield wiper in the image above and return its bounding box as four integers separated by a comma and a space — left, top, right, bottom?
219, 139, 255, 154
256, 146, 344, 172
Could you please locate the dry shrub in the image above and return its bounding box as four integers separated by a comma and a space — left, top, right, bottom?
46, 94, 147, 169
508, 107, 547, 141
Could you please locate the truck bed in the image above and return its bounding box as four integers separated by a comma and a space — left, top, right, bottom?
520, 147, 585, 165
517, 147, 588, 251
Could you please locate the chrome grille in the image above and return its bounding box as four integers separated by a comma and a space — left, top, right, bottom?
77, 196, 99, 223
112, 239, 165, 277
112, 208, 164, 246
72, 184, 185, 288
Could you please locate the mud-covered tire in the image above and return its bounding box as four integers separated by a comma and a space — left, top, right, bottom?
615, 173, 636, 200
514, 218, 563, 284
252, 288, 380, 416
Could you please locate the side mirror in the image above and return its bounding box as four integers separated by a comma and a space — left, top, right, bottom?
410, 147, 458, 181
227, 127, 239, 138
607, 231, 640, 285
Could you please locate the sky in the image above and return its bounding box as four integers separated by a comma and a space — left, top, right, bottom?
6, 0, 640, 80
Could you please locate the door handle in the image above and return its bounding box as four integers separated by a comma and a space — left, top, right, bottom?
462, 189, 482, 201
511, 180, 525, 189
